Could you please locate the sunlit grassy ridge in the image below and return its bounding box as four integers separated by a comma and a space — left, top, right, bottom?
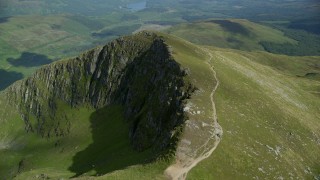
188, 47, 320, 179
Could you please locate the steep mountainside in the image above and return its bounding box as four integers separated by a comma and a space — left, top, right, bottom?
0, 31, 219, 179
6, 32, 193, 151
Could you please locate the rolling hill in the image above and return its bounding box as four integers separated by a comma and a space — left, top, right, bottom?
165, 19, 320, 56
188, 47, 320, 179
0, 31, 319, 180
165, 19, 297, 51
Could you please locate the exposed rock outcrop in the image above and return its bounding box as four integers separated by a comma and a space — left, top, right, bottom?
6, 32, 195, 151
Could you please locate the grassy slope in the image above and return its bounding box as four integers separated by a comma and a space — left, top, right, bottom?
0, 101, 165, 179
188, 47, 320, 179
165, 19, 296, 51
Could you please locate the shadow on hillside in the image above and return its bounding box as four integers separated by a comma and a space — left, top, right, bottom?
0, 17, 10, 24
69, 106, 155, 177
288, 19, 320, 35
7, 52, 52, 67
0, 69, 23, 90
91, 24, 141, 38
209, 20, 251, 36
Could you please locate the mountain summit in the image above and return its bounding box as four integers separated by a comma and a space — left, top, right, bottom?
0, 31, 221, 179
6, 31, 194, 151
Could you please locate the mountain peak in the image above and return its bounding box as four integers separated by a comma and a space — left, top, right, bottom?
6, 32, 194, 151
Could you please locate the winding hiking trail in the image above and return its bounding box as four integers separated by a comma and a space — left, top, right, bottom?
164, 48, 223, 180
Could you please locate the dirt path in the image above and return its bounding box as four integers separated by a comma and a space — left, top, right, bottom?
164, 48, 223, 180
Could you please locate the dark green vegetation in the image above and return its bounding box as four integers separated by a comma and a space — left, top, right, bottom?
260, 26, 320, 56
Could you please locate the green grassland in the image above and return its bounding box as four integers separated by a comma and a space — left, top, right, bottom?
1, 0, 139, 16
0, 15, 96, 90
188, 47, 320, 179
165, 18, 320, 56
165, 19, 297, 51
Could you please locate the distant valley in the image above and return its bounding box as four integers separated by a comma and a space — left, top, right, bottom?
0, 0, 319, 179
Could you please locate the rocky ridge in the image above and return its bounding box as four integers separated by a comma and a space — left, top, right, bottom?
6, 32, 195, 151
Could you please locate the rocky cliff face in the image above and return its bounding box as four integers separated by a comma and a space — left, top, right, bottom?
6, 32, 195, 151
